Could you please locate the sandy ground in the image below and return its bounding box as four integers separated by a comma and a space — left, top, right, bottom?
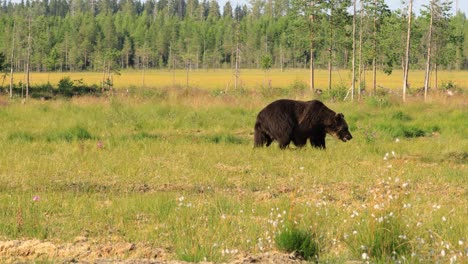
0, 238, 310, 263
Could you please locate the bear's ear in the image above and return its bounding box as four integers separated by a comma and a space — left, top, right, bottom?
336, 113, 344, 120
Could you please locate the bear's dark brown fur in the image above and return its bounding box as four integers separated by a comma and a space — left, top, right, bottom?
254, 99, 352, 149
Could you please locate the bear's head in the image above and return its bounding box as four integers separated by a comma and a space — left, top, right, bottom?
327, 113, 353, 142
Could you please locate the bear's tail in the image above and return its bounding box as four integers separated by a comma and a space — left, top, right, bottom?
254, 121, 266, 147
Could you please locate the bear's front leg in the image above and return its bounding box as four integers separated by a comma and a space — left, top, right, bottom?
310, 137, 326, 149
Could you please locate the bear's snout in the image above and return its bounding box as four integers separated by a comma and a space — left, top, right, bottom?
341, 133, 353, 142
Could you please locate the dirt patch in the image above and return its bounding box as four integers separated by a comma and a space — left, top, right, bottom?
0, 239, 165, 263
0, 239, 309, 263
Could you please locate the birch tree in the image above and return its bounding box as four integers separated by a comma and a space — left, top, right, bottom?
402, 0, 413, 102
423, 1, 434, 101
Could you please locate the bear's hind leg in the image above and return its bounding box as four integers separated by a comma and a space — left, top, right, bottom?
265, 135, 273, 147
277, 136, 291, 149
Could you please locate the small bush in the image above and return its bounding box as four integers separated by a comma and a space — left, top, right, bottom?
204, 134, 246, 145
376, 124, 428, 138
395, 125, 426, 138
441, 80, 456, 91
46, 126, 94, 142
57, 77, 74, 96
287, 80, 308, 96
391, 111, 412, 121
326, 84, 348, 101
259, 86, 289, 98
347, 211, 411, 262
8, 131, 35, 142
275, 225, 320, 261
130, 132, 159, 141
366, 96, 393, 107
177, 245, 215, 263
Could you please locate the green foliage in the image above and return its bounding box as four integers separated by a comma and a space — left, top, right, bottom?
57, 77, 74, 96
261, 55, 273, 71
275, 225, 320, 261
177, 245, 217, 263
347, 211, 411, 261
203, 134, 246, 145
0, 0, 466, 73
365, 96, 393, 107
46, 126, 94, 142
0, 52, 7, 71
287, 79, 308, 95
325, 84, 348, 100
8, 131, 35, 142
377, 124, 426, 138
391, 111, 412, 121
0, 93, 466, 262
1, 78, 100, 98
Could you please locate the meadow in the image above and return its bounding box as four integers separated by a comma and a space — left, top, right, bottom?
10, 68, 468, 91
0, 72, 467, 263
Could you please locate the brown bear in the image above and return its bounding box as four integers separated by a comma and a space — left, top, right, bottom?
254, 99, 352, 149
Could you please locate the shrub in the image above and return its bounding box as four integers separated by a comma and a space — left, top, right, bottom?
275, 225, 320, 261
204, 134, 246, 145
347, 211, 411, 262
8, 131, 35, 142
323, 84, 348, 101
376, 124, 427, 138
46, 126, 94, 142
391, 111, 412, 121
287, 80, 308, 96
366, 96, 393, 107
57, 77, 74, 96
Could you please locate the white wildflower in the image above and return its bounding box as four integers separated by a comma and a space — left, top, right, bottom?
441, 249, 446, 257
362, 253, 369, 260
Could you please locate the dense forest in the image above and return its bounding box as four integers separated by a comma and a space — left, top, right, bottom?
0, 0, 466, 74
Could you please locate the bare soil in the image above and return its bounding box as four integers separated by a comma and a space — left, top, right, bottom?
0, 238, 309, 263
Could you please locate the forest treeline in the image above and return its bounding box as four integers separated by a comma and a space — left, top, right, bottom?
0, 0, 466, 75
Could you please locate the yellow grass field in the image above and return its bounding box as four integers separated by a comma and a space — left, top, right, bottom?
9, 69, 468, 90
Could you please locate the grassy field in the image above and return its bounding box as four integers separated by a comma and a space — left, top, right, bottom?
8, 68, 468, 91
0, 82, 466, 262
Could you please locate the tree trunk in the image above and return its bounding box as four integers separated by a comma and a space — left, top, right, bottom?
26, 16, 32, 100
358, 0, 364, 100
309, 1, 315, 92
424, 1, 433, 102
372, 0, 377, 95
328, 4, 333, 92
235, 21, 240, 89
402, 0, 413, 102
9, 20, 15, 99
351, 0, 357, 100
